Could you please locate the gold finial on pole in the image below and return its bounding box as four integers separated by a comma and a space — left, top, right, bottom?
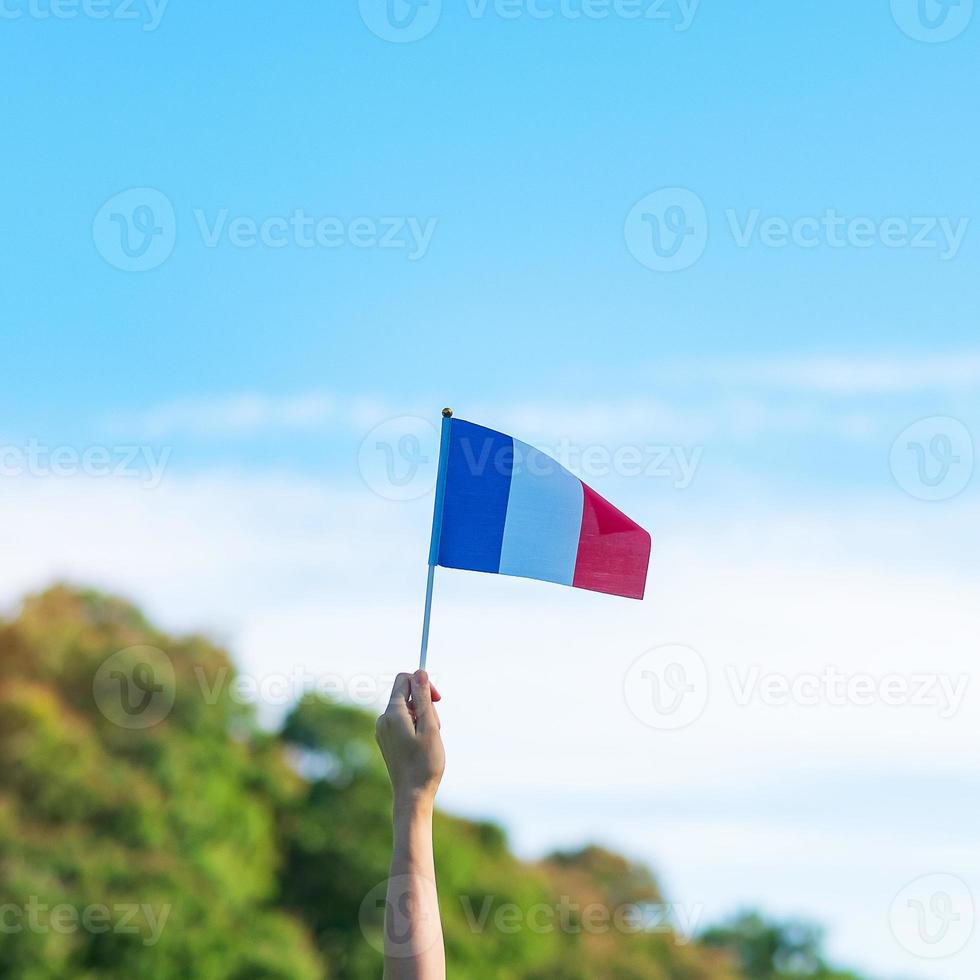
442, 407, 454, 418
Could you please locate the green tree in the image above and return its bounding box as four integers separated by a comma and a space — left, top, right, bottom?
0, 586, 323, 979
0, 585, 872, 980
701, 911, 863, 980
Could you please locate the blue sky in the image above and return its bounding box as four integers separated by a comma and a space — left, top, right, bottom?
2, 3, 979, 978
3, 0, 979, 433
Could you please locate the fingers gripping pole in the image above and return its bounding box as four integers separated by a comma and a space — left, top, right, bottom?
419, 563, 436, 672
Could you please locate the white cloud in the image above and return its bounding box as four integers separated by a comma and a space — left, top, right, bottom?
98, 351, 980, 452
486, 396, 877, 446
646, 351, 980, 394
0, 471, 427, 630
114, 391, 337, 438
741, 352, 980, 394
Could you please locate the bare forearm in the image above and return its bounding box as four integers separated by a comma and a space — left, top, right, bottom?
376, 671, 446, 978
384, 799, 445, 979
391, 798, 436, 880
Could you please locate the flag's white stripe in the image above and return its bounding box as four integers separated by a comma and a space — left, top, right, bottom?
497, 440, 584, 586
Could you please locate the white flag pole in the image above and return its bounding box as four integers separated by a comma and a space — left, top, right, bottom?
419, 408, 453, 671
418, 563, 436, 671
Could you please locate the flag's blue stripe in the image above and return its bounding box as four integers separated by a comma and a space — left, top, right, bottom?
427, 414, 454, 566
498, 440, 584, 586
437, 420, 513, 574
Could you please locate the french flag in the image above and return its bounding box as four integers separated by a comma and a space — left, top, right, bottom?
428, 417, 651, 600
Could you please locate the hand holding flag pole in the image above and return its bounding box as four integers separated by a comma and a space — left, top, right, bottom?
418, 407, 652, 671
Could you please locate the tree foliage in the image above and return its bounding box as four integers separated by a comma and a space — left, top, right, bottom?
0, 586, 868, 980
701, 912, 865, 980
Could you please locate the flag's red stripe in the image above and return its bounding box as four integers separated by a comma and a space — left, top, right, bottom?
572, 483, 651, 600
